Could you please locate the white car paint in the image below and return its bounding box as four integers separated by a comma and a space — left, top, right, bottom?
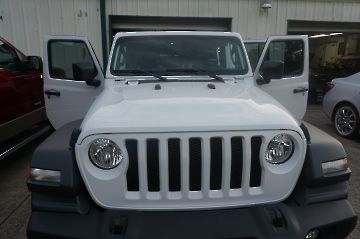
254, 35, 309, 122
78, 79, 301, 142
44, 32, 308, 130
43, 31, 309, 210
323, 72, 360, 120
42, 36, 104, 130
75, 130, 306, 210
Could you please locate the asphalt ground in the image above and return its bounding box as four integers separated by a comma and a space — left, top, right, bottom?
0, 108, 359, 239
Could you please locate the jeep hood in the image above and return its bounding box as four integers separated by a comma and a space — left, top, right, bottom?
78, 82, 301, 141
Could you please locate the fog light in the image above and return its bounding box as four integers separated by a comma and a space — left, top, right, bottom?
305, 229, 319, 238
29, 168, 61, 183
322, 158, 349, 177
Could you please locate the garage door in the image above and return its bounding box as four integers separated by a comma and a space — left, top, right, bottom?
110, 16, 232, 38
288, 20, 360, 104
288, 20, 360, 34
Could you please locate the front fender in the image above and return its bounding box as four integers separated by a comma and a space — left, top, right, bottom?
292, 122, 351, 205
27, 120, 82, 195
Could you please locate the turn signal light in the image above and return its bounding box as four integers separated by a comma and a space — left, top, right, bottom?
305, 229, 319, 238
322, 158, 349, 177
29, 168, 61, 184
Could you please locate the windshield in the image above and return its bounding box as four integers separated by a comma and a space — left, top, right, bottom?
110, 35, 248, 76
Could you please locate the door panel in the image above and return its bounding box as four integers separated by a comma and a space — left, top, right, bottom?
22, 69, 44, 110
254, 35, 309, 122
0, 40, 28, 124
43, 36, 104, 129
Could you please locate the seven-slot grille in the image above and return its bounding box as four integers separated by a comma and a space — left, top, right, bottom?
125, 135, 263, 195
78, 130, 305, 209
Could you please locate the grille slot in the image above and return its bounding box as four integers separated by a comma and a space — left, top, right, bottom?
125, 140, 139, 191
168, 138, 181, 191
250, 137, 262, 187
146, 139, 160, 192
189, 138, 202, 191
210, 137, 223, 190
230, 137, 243, 189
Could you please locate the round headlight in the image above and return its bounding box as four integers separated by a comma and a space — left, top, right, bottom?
265, 134, 294, 164
89, 138, 123, 169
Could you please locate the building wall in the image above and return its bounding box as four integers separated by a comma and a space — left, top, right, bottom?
1, 0, 360, 63
0, 0, 102, 63
106, 0, 360, 39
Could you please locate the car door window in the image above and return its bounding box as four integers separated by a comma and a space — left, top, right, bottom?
49, 41, 93, 80
0, 41, 20, 71
244, 42, 265, 71
261, 40, 304, 78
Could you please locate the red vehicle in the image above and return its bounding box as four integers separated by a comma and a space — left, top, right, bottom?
0, 36, 48, 159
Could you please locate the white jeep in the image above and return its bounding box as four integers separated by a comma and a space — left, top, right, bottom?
27, 32, 356, 239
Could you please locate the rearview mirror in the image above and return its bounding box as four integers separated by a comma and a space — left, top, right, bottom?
257, 60, 284, 85
73, 62, 101, 87
26, 56, 43, 71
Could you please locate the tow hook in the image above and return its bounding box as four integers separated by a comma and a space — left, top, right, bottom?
109, 217, 127, 238
267, 207, 288, 232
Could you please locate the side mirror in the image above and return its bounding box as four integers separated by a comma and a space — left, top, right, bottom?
26, 56, 43, 71
256, 60, 284, 85
73, 62, 101, 87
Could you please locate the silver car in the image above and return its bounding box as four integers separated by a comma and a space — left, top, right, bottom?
323, 72, 360, 138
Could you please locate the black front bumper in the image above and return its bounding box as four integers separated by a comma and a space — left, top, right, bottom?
28, 199, 356, 239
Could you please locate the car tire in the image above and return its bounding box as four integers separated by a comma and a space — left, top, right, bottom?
334, 103, 359, 138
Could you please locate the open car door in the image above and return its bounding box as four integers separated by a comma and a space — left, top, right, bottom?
43, 36, 104, 129
253, 35, 309, 122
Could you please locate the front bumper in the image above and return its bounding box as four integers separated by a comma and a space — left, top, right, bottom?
28, 199, 356, 239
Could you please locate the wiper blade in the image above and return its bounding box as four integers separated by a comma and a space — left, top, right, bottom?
208, 74, 225, 82
164, 69, 224, 82
113, 69, 167, 81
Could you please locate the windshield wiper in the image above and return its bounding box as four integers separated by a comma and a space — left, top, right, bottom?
164, 69, 225, 82
113, 69, 167, 81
